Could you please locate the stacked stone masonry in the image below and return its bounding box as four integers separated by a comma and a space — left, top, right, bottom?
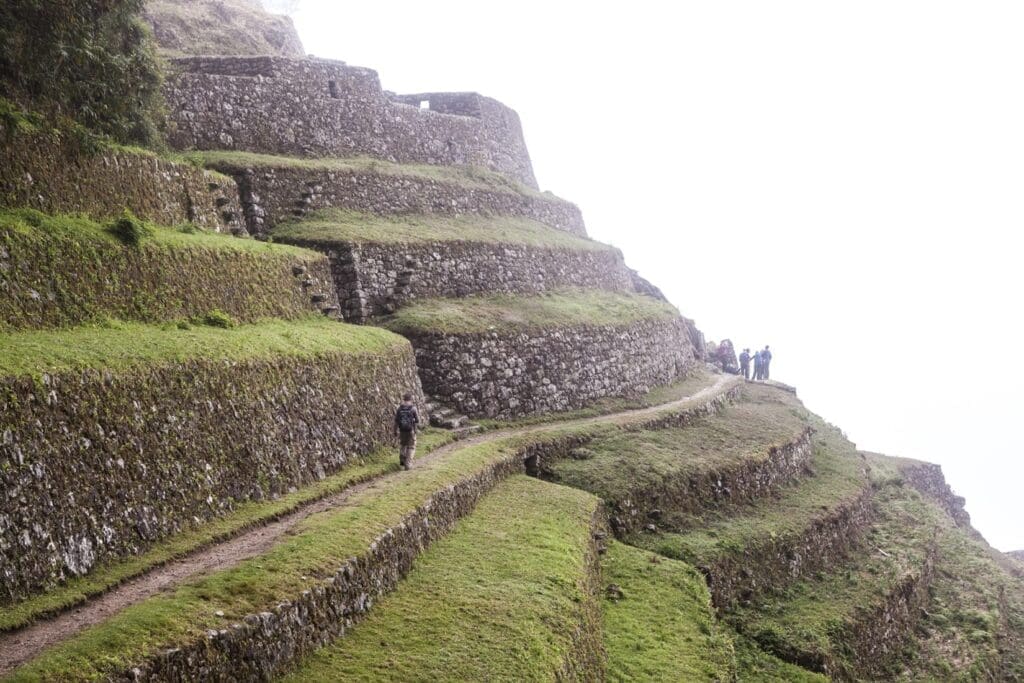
0, 346, 424, 602
0, 226, 339, 330
404, 318, 700, 420
0, 133, 243, 233
213, 163, 585, 237
279, 239, 636, 322
165, 57, 538, 188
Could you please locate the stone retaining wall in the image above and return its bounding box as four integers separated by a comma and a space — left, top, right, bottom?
111, 434, 588, 681
0, 133, 242, 233
280, 239, 634, 322
700, 486, 875, 611
0, 224, 338, 330
216, 163, 585, 237
603, 427, 816, 538
0, 344, 423, 602
165, 56, 538, 188
403, 317, 700, 419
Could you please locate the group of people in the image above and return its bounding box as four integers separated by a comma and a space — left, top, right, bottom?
739, 346, 772, 381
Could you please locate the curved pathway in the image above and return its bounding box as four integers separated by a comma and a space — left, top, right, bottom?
0, 373, 739, 675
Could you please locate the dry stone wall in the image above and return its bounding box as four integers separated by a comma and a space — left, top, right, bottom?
278, 239, 635, 322
604, 428, 816, 538
0, 133, 242, 233
0, 344, 423, 602
0, 224, 338, 330
216, 163, 585, 237
403, 318, 699, 419
165, 56, 538, 188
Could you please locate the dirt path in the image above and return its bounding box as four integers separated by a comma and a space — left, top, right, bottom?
0, 374, 738, 675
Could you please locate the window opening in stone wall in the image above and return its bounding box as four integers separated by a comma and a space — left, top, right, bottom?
419, 100, 430, 110
329, 80, 340, 99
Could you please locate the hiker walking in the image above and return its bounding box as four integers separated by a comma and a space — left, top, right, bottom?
752, 349, 763, 381
739, 348, 752, 380
761, 345, 773, 380
394, 393, 420, 471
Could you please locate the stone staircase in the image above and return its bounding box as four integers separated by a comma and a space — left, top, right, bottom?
290, 262, 341, 319
423, 395, 472, 431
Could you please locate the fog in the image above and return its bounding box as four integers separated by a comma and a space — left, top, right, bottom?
285, 1, 1023, 551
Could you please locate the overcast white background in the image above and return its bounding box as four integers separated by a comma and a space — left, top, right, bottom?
281, 1, 1023, 551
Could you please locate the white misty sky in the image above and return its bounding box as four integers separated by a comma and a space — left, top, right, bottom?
285, 1, 1023, 551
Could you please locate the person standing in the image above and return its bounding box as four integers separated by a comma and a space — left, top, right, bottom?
739, 348, 752, 380
394, 393, 420, 471
752, 349, 763, 381
762, 345, 773, 380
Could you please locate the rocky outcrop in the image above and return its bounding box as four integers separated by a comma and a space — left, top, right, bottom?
165, 56, 538, 187
706, 339, 739, 374
0, 131, 242, 233
216, 161, 584, 237
401, 318, 699, 420
898, 461, 972, 529
0, 340, 422, 602
284, 240, 635, 322
144, 0, 305, 58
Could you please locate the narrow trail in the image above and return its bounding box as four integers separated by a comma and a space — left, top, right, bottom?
0, 374, 738, 675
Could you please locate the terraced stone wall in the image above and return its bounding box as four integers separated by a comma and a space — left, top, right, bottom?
898, 461, 972, 528
0, 133, 243, 233
165, 56, 538, 188
217, 164, 585, 237
0, 221, 338, 330
283, 240, 635, 322
404, 318, 699, 419
0, 345, 424, 602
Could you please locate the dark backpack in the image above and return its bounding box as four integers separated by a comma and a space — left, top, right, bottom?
396, 405, 417, 432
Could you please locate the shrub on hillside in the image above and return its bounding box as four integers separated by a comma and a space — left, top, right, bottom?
0, 1, 165, 147
107, 210, 153, 247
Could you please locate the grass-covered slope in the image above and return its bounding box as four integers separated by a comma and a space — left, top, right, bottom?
0, 209, 332, 330
0, 315, 395, 376
282, 476, 604, 681
381, 289, 679, 335
274, 208, 610, 250
547, 383, 811, 523
600, 540, 735, 681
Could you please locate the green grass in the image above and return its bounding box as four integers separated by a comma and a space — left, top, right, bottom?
0, 317, 403, 377
6, 375, 741, 680
548, 383, 810, 505
272, 208, 609, 250
0, 208, 313, 257
381, 289, 679, 335
282, 476, 602, 682
732, 634, 827, 682
600, 541, 735, 681
629, 416, 868, 565
185, 151, 561, 201
0, 430, 455, 633
728, 484, 942, 677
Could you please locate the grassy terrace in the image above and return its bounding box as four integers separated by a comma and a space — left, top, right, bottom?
0, 430, 456, 633
729, 484, 942, 677
600, 541, 735, 680
282, 476, 601, 681
273, 208, 610, 250
548, 383, 810, 506
381, 289, 679, 335
0, 208, 311, 257
8, 378, 733, 680
0, 316, 400, 377
183, 150, 560, 201
629, 411, 868, 564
